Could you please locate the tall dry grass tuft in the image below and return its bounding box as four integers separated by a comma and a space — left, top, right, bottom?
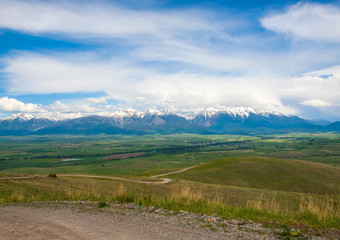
170, 185, 204, 201
116, 183, 125, 197
299, 195, 340, 221
246, 193, 281, 213
4, 191, 24, 202
65, 188, 100, 201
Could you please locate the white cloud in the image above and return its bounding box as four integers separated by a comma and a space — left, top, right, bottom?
46, 112, 84, 120
46, 100, 104, 114
282, 65, 340, 105
86, 97, 107, 105
1, 52, 300, 115
128, 72, 298, 115
132, 40, 340, 73
0, 96, 42, 112
0, 0, 217, 38
261, 2, 340, 42
0, 97, 116, 119
3, 52, 134, 95
300, 99, 336, 107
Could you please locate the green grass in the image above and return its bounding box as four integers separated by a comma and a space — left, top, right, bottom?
0, 133, 339, 232
169, 156, 340, 195
0, 177, 339, 230
1, 133, 339, 176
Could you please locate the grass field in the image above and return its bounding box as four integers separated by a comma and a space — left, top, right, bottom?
0, 133, 339, 233
168, 156, 340, 195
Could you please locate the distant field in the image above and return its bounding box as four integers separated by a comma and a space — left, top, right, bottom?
101, 152, 145, 160
0, 134, 259, 176
1, 133, 339, 177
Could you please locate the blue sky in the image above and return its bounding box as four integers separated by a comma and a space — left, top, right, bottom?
0, 0, 340, 120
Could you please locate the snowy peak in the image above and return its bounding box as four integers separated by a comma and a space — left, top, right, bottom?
107, 108, 179, 120
4, 113, 35, 121
189, 107, 258, 120
2, 107, 289, 123
107, 109, 144, 119
192, 107, 286, 120
4, 113, 58, 121
223, 107, 256, 118
144, 109, 162, 116
202, 107, 220, 118
144, 109, 177, 117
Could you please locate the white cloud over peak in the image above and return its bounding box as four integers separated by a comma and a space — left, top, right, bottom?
261, 2, 340, 42
1, 52, 299, 115
300, 99, 336, 107
46, 100, 105, 114
0, 97, 42, 112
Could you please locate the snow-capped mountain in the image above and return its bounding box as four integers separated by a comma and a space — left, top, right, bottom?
187, 107, 293, 132
106, 109, 144, 120
4, 113, 36, 121
187, 107, 284, 120
0, 107, 335, 135
0, 113, 56, 134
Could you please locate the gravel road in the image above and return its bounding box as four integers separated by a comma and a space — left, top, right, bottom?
0, 202, 279, 240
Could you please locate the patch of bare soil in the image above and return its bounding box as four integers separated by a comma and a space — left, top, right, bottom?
0, 202, 279, 240
101, 152, 145, 160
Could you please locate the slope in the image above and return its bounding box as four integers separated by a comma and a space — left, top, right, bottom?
169, 156, 340, 195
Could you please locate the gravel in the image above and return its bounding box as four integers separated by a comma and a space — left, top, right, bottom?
0, 201, 329, 240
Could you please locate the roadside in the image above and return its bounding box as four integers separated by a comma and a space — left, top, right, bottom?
0, 202, 281, 240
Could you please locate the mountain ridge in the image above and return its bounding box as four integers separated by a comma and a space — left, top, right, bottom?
0, 107, 338, 135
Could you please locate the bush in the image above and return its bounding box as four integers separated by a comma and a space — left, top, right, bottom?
48, 173, 57, 178
98, 201, 108, 208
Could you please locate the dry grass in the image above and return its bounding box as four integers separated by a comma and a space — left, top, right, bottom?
298, 195, 340, 223
0, 177, 339, 229
116, 183, 125, 197
246, 193, 281, 214
170, 185, 204, 201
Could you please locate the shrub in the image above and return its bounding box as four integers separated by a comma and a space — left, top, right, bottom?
48, 173, 57, 178
98, 201, 108, 208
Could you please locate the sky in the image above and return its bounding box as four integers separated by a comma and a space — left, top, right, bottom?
0, 0, 340, 120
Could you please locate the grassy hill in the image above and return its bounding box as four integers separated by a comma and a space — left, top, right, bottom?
169, 157, 340, 195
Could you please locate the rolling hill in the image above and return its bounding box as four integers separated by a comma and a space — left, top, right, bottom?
169, 156, 340, 195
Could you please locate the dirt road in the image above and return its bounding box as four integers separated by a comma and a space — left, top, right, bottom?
0, 164, 200, 184
58, 174, 172, 184
0, 203, 278, 240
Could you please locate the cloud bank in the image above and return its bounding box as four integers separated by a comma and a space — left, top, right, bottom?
0, 1, 339, 120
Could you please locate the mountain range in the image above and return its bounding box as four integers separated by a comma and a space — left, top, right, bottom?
0, 107, 339, 135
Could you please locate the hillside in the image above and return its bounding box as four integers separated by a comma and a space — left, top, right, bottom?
326, 121, 340, 131
169, 156, 340, 195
